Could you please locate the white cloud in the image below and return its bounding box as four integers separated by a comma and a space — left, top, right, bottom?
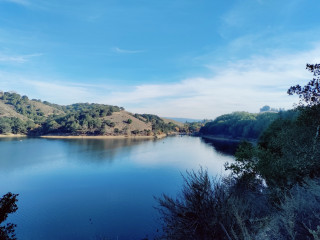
112, 47, 144, 54
1, 0, 30, 6
0, 53, 42, 63
98, 46, 320, 118
0, 72, 98, 104
0, 46, 319, 119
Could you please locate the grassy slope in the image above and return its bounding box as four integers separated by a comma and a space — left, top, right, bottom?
0, 92, 180, 136
0, 101, 28, 120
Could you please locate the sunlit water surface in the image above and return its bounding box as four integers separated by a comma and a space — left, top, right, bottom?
0, 135, 236, 240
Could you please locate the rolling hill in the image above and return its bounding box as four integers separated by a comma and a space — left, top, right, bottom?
0, 91, 181, 137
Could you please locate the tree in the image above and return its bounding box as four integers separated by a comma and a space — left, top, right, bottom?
0, 192, 19, 240
0, 122, 11, 134
46, 120, 60, 132
288, 64, 320, 106
260, 105, 271, 112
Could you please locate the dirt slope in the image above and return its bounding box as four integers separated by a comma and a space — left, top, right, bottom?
29, 101, 64, 116
0, 101, 28, 120
104, 111, 152, 134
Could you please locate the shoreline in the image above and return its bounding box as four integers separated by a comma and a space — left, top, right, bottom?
40, 134, 167, 139
0, 134, 27, 138
0, 133, 167, 139
201, 134, 257, 143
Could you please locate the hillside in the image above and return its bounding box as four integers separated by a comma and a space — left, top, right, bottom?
0, 101, 28, 120
0, 91, 181, 137
199, 111, 298, 140
161, 117, 185, 127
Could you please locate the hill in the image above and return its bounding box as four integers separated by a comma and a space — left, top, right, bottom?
0, 91, 181, 137
199, 111, 298, 140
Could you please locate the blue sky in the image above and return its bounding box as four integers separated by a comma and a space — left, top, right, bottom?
1, 0, 320, 118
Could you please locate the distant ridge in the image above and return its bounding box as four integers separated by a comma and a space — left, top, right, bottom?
163, 117, 203, 123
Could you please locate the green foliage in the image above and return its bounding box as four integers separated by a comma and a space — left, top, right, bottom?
0, 92, 46, 123
104, 120, 115, 128
134, 114, 179, 133
288, 64, 320, 106
0, 92, 174, 136
225, 105, 320, 197
38, 104, 120, 135
260, 105, 284, 113
200, 111, 279, 139
0, 192, 19, 240
265, 178, 320, 240
0, 92, 123, 135
260, 105, 271, 112
157, 169, 269, 240
60, 103, 121, 116
0, 117, 32, 134
131, 129, 139, 134
183, 121, 207, 133
225, 141, 257, 177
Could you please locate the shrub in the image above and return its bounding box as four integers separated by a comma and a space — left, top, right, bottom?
0, 192, 19, 240
156, 168, 269, 240
263, 178, 320, 240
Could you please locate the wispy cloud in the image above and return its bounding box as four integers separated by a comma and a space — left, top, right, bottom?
99, 45, 320, 118
0, 53, 42, 63
0, 46, 319, 119
0, 72, 98, 104
1, 0, 30, 6
112, 47, 144, 54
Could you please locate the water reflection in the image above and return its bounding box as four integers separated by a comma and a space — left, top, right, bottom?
49, 138, 152, 163
201, 137, 239, 155
0, 137, 154, 172
0, 137, 26, 142
0, 136, 238, 173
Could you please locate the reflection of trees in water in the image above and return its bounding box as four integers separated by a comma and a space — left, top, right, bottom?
0, 138, 26, 143
0, 192, 18, 240
0, 138, 156, 172
62, 138, 153, 163
201, 138, 239, 156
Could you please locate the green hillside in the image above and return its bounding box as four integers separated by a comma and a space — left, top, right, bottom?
200, 110, 298, 140
0, 91, 180, 136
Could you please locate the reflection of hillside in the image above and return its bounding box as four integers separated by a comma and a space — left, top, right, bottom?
0, 137, 63, 172
60, 138, 152, 163
201, 137, 239, 156
0, 137, 153, 172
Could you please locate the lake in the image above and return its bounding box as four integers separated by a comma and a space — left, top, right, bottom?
0, 135, 236, 240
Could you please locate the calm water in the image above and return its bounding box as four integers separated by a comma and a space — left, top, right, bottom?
0, 135, 235, 240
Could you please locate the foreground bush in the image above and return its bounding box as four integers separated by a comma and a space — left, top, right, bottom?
264, 178, 320, 240
0, 192, 19, 240
156, 169, 270, 240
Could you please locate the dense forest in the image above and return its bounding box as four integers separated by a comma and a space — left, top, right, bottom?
157, 63, 320, 239
199, 110, 298, 140
0, 92, 180, 136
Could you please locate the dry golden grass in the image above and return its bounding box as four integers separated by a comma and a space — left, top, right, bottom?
103, 111, 152, 134
0, 101, 28, 120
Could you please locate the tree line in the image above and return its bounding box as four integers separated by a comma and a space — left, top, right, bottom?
199, 110, 299, 140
